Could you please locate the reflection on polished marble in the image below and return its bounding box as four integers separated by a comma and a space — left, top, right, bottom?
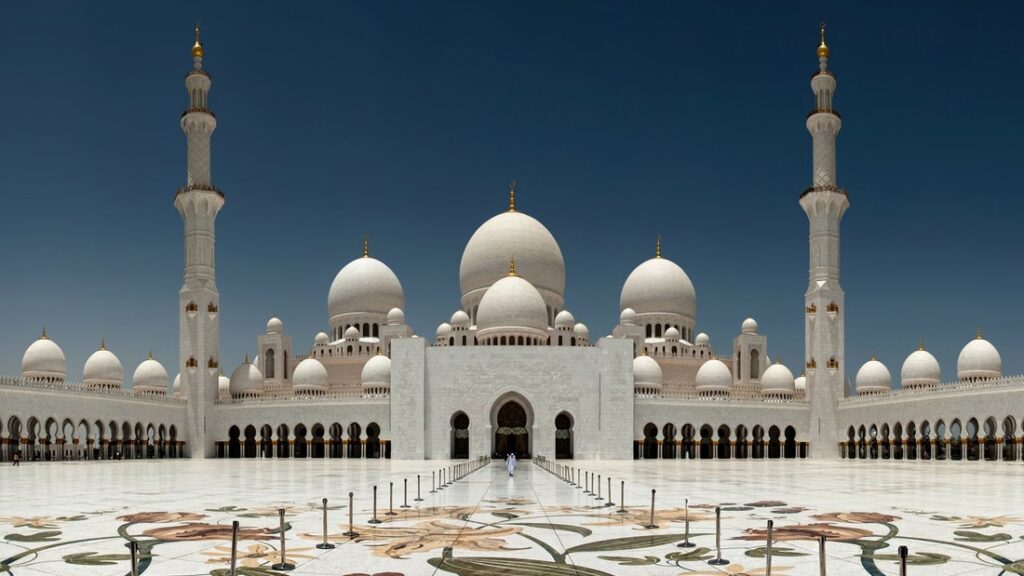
1, 458, 1022, 575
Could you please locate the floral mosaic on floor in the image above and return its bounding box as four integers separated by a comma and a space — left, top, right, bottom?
1, 460, 1023, 575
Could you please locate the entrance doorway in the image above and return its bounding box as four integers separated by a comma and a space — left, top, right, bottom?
451, 412, 469, 459
494, 399, 530, 458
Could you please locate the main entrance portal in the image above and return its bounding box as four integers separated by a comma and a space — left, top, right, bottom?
494, 399, 530, 458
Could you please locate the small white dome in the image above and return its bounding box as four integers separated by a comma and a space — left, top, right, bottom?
794, 375, 807, 391
620, 308, 637, 325
292, 358, 328, 393
695, 332, 710, 346
696, 358, 732, 392
573, 323, 589, 338
760, 361, 795, 394
957, 332, 1001, 381
855, 357, 892, 394
344, 326, 361, 340
361, 354, 392, 387
229, 359, 265, 397
386, 307, 405, 326
901, 345, 941, 388
741, 317, 758, 335
218, 374, 230, 395
328, 255, 404, 320
266, 317, 283, 334
555, 309, 575, 329
133, 355, 169, 395
83, 344, 123, 388
620, 257, 696, 321
436, 322, 453, 338
450, 310, 470, 329
664, 327, 681, 341
476, 272, 548, 333
314, 331, 329, 345
21, 332, 67, 380
633, 354, 663, 388
172, 373, 181, 396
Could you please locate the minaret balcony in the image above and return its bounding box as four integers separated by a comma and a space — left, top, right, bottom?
806, 108, 841, 119
176, 183, 224, 199
799, 184, 847, 199
805, 304, 817, 315
207, 303, 219, 318
185, 301, 198, 318
181, 107, 216, 119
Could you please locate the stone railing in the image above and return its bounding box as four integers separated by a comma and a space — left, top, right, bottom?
839, 374, 1024, 405
0, 375, 185, 403
637, 387, 807, 405
215, 387, 389, 405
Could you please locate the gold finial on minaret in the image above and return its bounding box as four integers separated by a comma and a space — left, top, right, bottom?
192, 22, 204, 58
655, 235, 662, 258
976, 326, 983, 339
817, 22, 830, 58
40, 326, 48, 340
508, 257, 517, 276
363, 235, 369, 258
508, 180, 517, 212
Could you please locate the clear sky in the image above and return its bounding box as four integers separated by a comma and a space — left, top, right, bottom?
1, 2, 1021, 388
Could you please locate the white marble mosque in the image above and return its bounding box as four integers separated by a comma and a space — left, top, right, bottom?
1, 24, 1022, 470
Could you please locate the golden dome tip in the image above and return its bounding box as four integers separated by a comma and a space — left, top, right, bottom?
508, 256, 517, 276
363, 235, 369, 258
817, 22, 829, 58
192, 22, 204, 58
508, 180, 517, 212
655, 235, 662, 258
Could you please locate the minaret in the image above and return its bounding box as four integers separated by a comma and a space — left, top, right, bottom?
800, 24, 848, 459
174, 24, 224, 458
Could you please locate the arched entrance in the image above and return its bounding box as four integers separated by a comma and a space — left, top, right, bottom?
493, 397, 530, 458
555, 412, 573, 459
451, 412, 470, 459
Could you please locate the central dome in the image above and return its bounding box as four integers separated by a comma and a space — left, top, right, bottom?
460, 209, 565, 302
476, 273, 549, 333
328, 255, 404, 321
620, 256, 696, 322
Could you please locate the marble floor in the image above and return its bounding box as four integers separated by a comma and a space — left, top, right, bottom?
1, 458, 1023, 575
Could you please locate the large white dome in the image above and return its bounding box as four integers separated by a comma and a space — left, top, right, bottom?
957, 332, 1001, 381
901, 345, 941, 388
695, 358, 732, 393
132, 355, 169, 395
328, 255, 404, 320
229, 359, 265, 398
620, 256, 696, 321
21, 332, 67, 380
460, 209, 565, 301
855, 357, 892, 395
760, 361, 795, 394
476, 272, 549, 333
361, 354, 392, 387
83, 344, 123, 388
293, 358, 328, 394
633, 354, 663, 388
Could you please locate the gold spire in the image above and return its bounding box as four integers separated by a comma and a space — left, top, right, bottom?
870, 352, 877, 361
774, 355, 781, 364
100, 338, 106, 351
363, 235, 369, 258
638, 346, 646, 356
192, 22, 204, 58
918, 340, 925, 351
508, 257, 517, 276
655, 235, 662, 258
817, 22, 830, 58
244, 353, 250, 363
147, 349, 154, 360
976, 327, 983, 339
508, 180, 517, 212
40, 326, 47, 340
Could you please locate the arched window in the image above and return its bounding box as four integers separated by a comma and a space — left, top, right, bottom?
749, 349, 760, 379
655, 324, 662, 338
362, 323, 370, 337
283, 351, 289, 378
265, 349, 276, 379
372, 324, 379, 338
646, 324, 652, 338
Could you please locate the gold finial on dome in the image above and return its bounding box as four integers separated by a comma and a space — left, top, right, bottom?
918, 340, 925, 351
192, 22, 204, 58
508, 257, 517, 276
100, 338, 107, 351
362, 235, 369, 258
244, 353, 250, 364
817, 22, 829, 58
508, 180, 517, 212
976, 326, 983, 339
655, 235, 662, 258
870, 352, 877, 361
774, 355, 781, 364
638, 346, 646, 356
147, 349, 154, 360
40, 326, 48, 340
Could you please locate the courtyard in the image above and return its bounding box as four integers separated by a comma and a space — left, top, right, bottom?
0, 459, 1021, 575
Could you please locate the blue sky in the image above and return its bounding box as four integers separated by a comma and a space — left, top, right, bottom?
0, 2, 1021, 386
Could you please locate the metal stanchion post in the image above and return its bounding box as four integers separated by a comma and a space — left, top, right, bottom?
606, 476, 614, 507
343, 492, 359, 537
271, 508, 296, 570
316, 499, 335, 550
898, 545, 908, 576
415, 474, 424, 502
644, 489, 658, 529
229, 521, 239, 575
818, 535, 827, 575
678, 498, 695, 547
431, 471, 436, 493
126, 541, 139, 576
402, 478, 411, 508
765, 519, 773, 575
596, 474, 603, 501
616, 480, 627, 514
708, 506, 728, 565
386, 482, 396, 516
369, 486, 382, 524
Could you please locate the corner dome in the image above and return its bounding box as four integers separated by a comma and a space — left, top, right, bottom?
361, 354, 392, 387
172, 373, 181, 397
314, 331, 329, 345
664, 327, 681, 341
476, 272, 549, 333
386, 307, 405, 326
620, 256, 696, 322
696, 358, 732, 394
957, 332, 1001, 381
293, 358, 328, 395
21, 331, 67, 381
901, 345, 941, 388
633, 354, 662, 388
229, 358, 264, 398
555, 309, 575, 329
133, 355, 169, 395
794, 374, 807, 391
328, 255, 404, 320
460, 209, 565, 301
619, 307, 637, 325
760, 361, 795, 395
83, 344, 123, 389
450, 310, 470, 329
218, 374, 230, 396
695, 332, 710, 346
266, 317, 283, 334
344, 326, 361, 340
741, 317, 758, 335
855, 356, 892, 395
436, 322, 453, 338
573, 323, 589, 338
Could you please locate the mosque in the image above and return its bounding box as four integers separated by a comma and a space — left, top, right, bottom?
1, 26, 1021, 464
